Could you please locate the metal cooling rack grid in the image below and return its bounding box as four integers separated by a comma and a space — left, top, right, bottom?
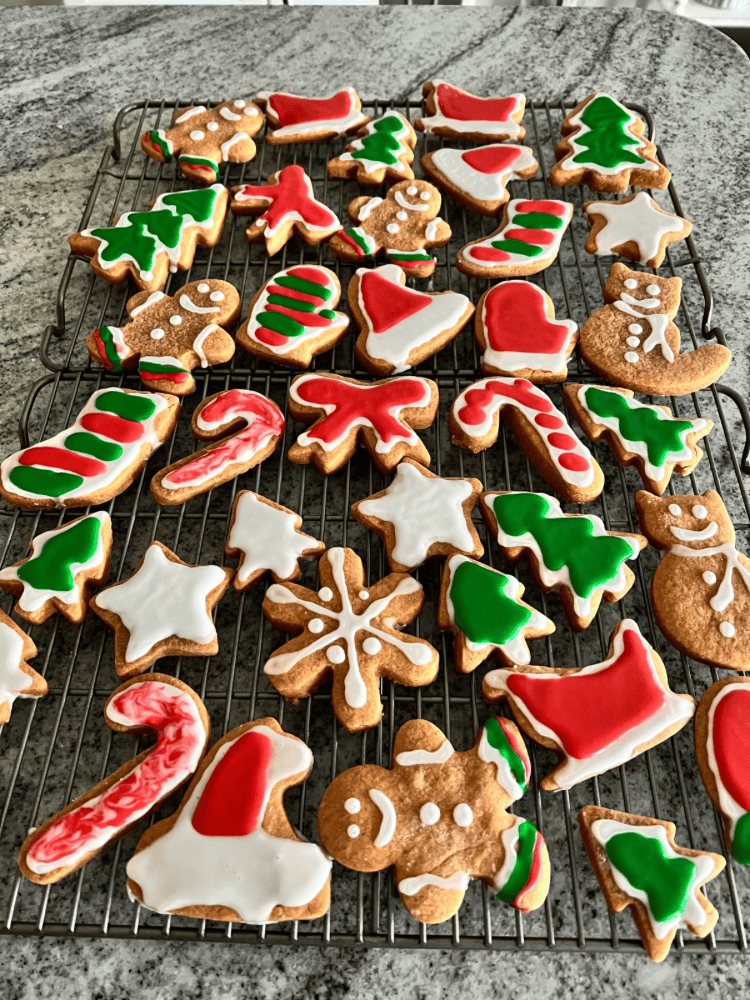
1, 98, 750, 953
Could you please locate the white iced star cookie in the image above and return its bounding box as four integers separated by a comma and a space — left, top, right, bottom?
89, 541, 233, 678
351, 458, 484, 573
583, 192, 691, 269
0, 609, 46, 725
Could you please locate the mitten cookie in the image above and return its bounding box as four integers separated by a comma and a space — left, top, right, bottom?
237, 265, 349, 369
0, 512, 112, 625
579, 806, 723, 962
287, 373, 438, 475
415, 82, 526, 142
141, 100, 264, 184
583, 192, 692, 269
262, 547, 438, 733
421, 144, 538, 216
351, 458, 483, 573
0, 610, 46, 725
549, 93, 671, 193
438, 555, 554, 673
69, 186, 228, 293
564, 384, 712, 496
89, 541, 232, 679
225, 491, 324, 592
150, 389, 284, 505
484, 619, 694, 790
127, 718, 332, 924
635, 489, 750, 671
318, 717, 550, 924
329, 180, 450, 279
87, 280, 240, 395
349, 264, 473, 376
256, 88, 369, 144
481, 491, 646, 631
0, 388, 179, 511
449, 377, 603, 505
327, 111, 416, 185
474, 280, 578, 383
19, 674, 210, 884
456, 198, 573, 279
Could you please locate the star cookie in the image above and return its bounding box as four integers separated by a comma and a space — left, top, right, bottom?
583, 192, 691, 269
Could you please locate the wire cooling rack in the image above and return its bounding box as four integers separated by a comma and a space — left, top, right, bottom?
1, 97, 750, 954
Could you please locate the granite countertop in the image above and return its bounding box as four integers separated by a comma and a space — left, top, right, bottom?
2, 6, 750, 997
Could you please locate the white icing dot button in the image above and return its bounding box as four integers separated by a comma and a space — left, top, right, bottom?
692, 505, 708, 519
210, 291, 224, 301
327, 646, 346, 664
453, 804, 473, 828
703, 571, 717, 585
197, 282, 210, 293
396, 211, 408, 221
345, 798, 361, 814
318, 587, 333, 602
308, 618, 325, 634
624, 351, 639, 364
387, 223, 400, 234
624, 278, 638, 289
420, 802, 440, 826
170, 315, 182, 326
628, 324, 643, 335
362, 637, 382, 656
190, 130, 205, 141
347, 825, 360, 839
150, 328, 165, 340
668, 504, 682, 516
626, 337, 640, 347
720, 622, 736, 638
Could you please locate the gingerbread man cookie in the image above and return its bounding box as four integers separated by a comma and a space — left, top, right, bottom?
318, 717, 550, 924
0, 609, 46, 726
583, 192, 692, 269
327, 111, 416, 186
256, 88, 370, 144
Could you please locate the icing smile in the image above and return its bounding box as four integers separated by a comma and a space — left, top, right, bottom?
669, 521, 718, 542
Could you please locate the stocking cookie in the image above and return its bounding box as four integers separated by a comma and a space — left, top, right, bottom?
351, 459, 483, 573
415, 82, 526, 142
256, 88, 369, 144
327, 111, 416, 186
583, 192, 692, 269
422, 144, 538, 216
69, 186, 228, 294
329, 180, 451, 280
318, 717, 550, 924
449, 377, 603, 505
0, 388, 179, 511
19, 674, 210, 884
481, 491, 646, 631
87, 280, 240, 395
262, 547, 438, 733
564, 384, 712, 496
0, 610, 46, 726
438, 555, 554, 673
127, 718, 332, 923
348, 264, 473, 376
287, 373, 438, 475
141, 100, 264, 185
151, 389, 284, 505
89, 541, 232, 679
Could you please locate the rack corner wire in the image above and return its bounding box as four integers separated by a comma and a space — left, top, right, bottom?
0, 97, 749, 955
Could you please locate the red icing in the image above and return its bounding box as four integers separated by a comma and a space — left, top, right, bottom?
470, 246, 511, 263
516, 830, 544, 911
547, 433, 578, 450
504, 228, 556, 247
265, 303, 332, 328
457, 378, 553, 427
496, 716, 530, 783
267, 285, 322, 308
712, 687, 750, 812
80, 412, 144, 443
515, 200, 568, 217
358, 270, 431, 333
534, 414, 564, 430
235, 164, 337, 234
435, 84, 519, 126
483, 282, 574, 362
140, 369, 189, 383
559, 453, 590, 472
461, 145, 525, 175
290, 266, 330, 285
337, 230, 368, 256
18, 447, 106, 478
268, 90, 355, 128
191, 729, 273, 837
399, 257, 433, 271
256, 328, 288, 347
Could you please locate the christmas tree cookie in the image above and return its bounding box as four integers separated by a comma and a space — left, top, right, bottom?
415, 82, 526, 142
256, 88, 369, 144
422, 144, 538, 217
0, 610, 46, 726
327, 111, 416, 186
583, 192, 691, 269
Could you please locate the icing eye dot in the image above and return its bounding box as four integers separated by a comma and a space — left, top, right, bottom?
624, 351, 639, 364
197, 282, 210, 293
150, 328, 165, 340
318, 587, 333, 602
647, 284, 661, 295
244, 107, 258, 116
453, 804, 473, 828
703, 571, 717, 585
207, 122, 219, 132
327, 646, 346, 664
234, 100, 246, 108
210, 291, 224, 301
692, 504, 708, 519
628, 324, 643, 335
362, 637, 382, 656
169, 315, 182, 326
720, 622, 736, 638
190, 130, 205, 141
396, 211, 408, 221
345, 798, 361, 814
624, 278, 638, 289
626, 337, 640, 348
420, 191, 431, 201
347, 825, 360, 839
668, 504, 682, 516
419, 802, 440, 826
308, 618, 324, 634
386, 223, 400, 234
407, 186, 418, 195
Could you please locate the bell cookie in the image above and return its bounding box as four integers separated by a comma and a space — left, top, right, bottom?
19, 674, 210, 885
421, 144, 538, 217
579, 805, 723, 962
150, 389, 284, 506
327, 111, 416, 186
583, 192, 691, 269
262, 547, 438, 734
256, 88, 369, 144
415, 82, 526, 142
0, 610, 46, 726
318, 716, 550, 925
127, 718, 332, 924
351, 458, 483, 573
287, 373, 438, 476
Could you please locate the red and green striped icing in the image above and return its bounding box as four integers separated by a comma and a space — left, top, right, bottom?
495, 818, 545, 911
138, 357, 190, 384
179, 155, 220, 179
147, 130, 173, 160
338, 227, 378, 257
464, 199, 570, 266
482, 716, 530, 798
93, 326, 131, 372
250, 265, 338, 349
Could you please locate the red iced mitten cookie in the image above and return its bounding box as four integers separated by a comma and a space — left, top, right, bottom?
422, 144, 538, 217
327, 111, 416, 186
415, 82, 526, 142
583, 192, 691, 269
0, 610, 46, 726
256, 88, 369, 144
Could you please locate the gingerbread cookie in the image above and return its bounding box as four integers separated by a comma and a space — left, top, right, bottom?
449, 377, 603, 505
287, 373, 438, 476
141, 100, 264, 185
327, 111, 416, 186
415, 82, 526, 142
635, 489, 750, 671
90, 541, 232, 679
127, 718, 332, 924
583, 192, 692, 268
87, 280, 240, 395
0, 610, 45, 726
263, 547, 438, 733
237, 265, 349, 369
579, 806, 724, 962
481, 491, 646, 631
0, 388, 179, 511
19, 674, 210, 884
348, 264, 473, 376
421, 144, 538, 216
564, 384, 712, 496
438, 555, 554, 673
230, 165, 340, 256
474, 280, 578, 383
151, 389, 284, 506
0, 512, 112, 625
69, 186, 228, 294
351, 459, 484, 573
580, 264, 731, 396
549, 93, 671, 194
256, 88, 369, 144
318, 717, 550, 925
456, 198, 573, 279
484, 619, 694, 791
329, 180, 451, 280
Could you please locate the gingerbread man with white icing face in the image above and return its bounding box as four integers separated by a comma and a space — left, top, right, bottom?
329, 180, 451, 279
86, 279, 241, 396
318, 717, 550, 924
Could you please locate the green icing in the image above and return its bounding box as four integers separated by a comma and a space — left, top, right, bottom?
65, 432, 123, 462
484, 716, 527, 793
257, 311, 304, 338
732, 813, 750, 866
570, 95, 647, 172
148, 130, 172, 160
605, 831, 697, 924
449, 560, 532, 649
351, 114, 406, 167
97, 328, 125, 371
178, 155, 219, 175
496, 821, 538, 906
17, 516, 102, 595
267, 293, 317, 314
95, 390, 156, 423
490, 238, 542, 258
8, 467, 83, 497
274, 274, 332, 300
512, 212, 563, 230
161, 188, 218, 225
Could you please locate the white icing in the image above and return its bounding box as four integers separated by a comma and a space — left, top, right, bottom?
480, 280, 577, 375
357, 197, 383, 222
399, 872, 470, 895
671, 540, 750, 614
308, 619, 324, 634
175, 107, 205, 124
197, 283, 210, 293
169, 315, 182, 326
336, 112, 412, 175
647, 284, 661, 296
345, 798, 361, 814
669, 504, 682, 516
703, 571, 717, 585
219, 107, 242, 121
453, 804, 473, 828
207, 122, 218, 132
707, 684, 750, 841
461, 198, 572, 271
318, 587, 333, 602
369, 788, 397, 847
493, 816, 525, 890
396, 740, 454, 767
420, 192, 430, 201
429, 144, 537, 204
190, 130, 205, 141
420, 803, 440, 826
626, 337, 640, 348
614, 289, 673, 364
179, 293, 220, 315
234, 100, 246, 109
210, 291, 224, 302
396, 212, 408, 221
693, 505, 708, 519
560, 94, 659, 176
348, 825, 360, 839
359, 591, 369, 600
0, 619, 33, 716
394, 190, 430, 212
221, 133, 249, 161
419, 81, 524, 140
327, 647, 345, 664
130, 291, 165, 318
477, 724, 526, 801
624, 278, 638, 289
720, 622, 736, 638
386, 223, 400, 234
670, 521, 718, 542
424, 219, 440, 241
258, 88, 368, 138
629, 324, 643, 334
191, 324, 221, 368
585, 192, 685, 264
406, 186, 418, 195
362, 638, 381, 656
624, 351, 639, 364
